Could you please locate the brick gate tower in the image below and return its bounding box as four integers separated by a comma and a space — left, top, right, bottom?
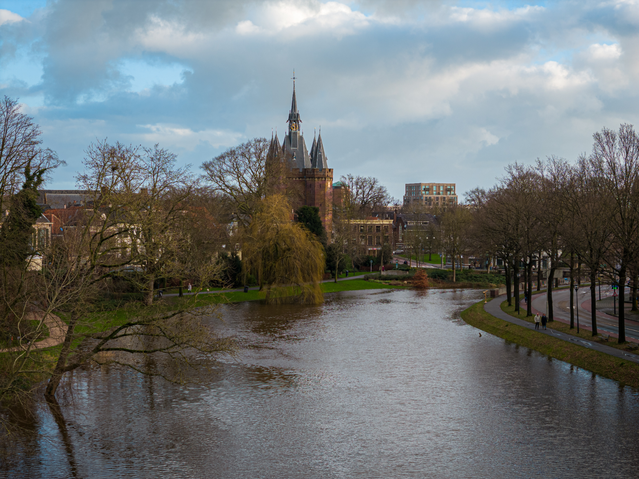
267, 78, 333, 232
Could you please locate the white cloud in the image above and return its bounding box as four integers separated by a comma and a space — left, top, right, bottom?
7, 0, 639, 199
239, 1, 369, 37
448, 5, 545, 28
236, 20, 261, 35
136, 15, 209, 55
588, 43, 622, 60
0, 9, 23, 25
136, 124, 243, 151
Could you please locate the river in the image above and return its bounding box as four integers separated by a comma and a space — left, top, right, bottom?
3, 289, 639, 478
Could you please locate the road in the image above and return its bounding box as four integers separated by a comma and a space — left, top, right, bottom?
530, 286, 639, 342
391, 255, 442, 269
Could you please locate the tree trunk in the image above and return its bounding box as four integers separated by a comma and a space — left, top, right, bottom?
45, 316, 77, 400
537, 252, 542, 291
618, 265, 626, 344
569, 253, 574, 329
145, 276, 155, 306
505, 262, 512, 306
179, 279, 183, 298
334, 256, 340, 283
547, 267, 556, 322
590, 268, 598, 336
514, 261, 520, 313
527, 257, 533, 317
632, 274, 637, 311
452, 253, 456, 282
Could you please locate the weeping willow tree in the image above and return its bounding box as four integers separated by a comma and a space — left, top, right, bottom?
243, 195, 325, 304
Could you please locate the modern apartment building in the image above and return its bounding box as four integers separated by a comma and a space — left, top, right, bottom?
403, 183, 458, 207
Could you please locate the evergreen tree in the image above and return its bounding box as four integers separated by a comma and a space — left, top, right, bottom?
0, 165, 45, 266
296, 205, 327, 246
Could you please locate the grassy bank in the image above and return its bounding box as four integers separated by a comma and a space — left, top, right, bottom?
461, 300, 639, 389
171, 279, 401, 308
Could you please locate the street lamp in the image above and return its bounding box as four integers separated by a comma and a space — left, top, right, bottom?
574, 284, 580, 334
598, 273, 601, 301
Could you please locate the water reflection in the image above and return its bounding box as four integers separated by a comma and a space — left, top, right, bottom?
3, 289, 639, 478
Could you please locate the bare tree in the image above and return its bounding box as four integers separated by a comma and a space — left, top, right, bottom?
562, 156, 613, 335
76, 141, 198, 305
586, 124, 639, 343
439, 204, 472, 282
470, 186, 518, 305
340, 174, 392, 219
533, 157, 571, 322
0, 96, 62, 213
201, 138, 287, 228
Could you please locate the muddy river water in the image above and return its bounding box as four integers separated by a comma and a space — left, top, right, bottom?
3, 289, 639, 478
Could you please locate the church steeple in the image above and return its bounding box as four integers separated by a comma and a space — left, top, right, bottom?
283, 73, 310, 170
287, 73, 301, 135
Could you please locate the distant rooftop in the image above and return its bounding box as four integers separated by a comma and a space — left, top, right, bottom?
37, 190, 93, 210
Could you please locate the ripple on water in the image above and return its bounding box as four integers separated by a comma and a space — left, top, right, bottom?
3, 289, 639, 479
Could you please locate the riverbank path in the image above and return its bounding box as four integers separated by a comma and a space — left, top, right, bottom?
484, 295, 639, 365
0, 312, 68, 353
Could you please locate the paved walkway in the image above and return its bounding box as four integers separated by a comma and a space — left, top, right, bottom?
0, 312, 68, 353
484, 295, 639, 365
528, 288, 639, 343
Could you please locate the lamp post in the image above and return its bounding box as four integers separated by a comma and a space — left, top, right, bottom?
598, 273, 601, 301
574, 284, 580, 334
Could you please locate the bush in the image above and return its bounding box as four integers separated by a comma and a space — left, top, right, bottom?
428, 269, 449, 281
413, 269, 429, 289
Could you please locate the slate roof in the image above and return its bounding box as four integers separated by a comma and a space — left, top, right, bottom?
37, 190, 93, 210
311, 132, 328, 171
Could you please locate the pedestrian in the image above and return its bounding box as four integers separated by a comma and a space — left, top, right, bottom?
541, 314, 547, 330
188, 282, 192, 293
158, 289, 163, 299
534, 313, 540, 330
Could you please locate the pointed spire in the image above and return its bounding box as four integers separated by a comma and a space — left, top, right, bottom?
287, 71, 301, 132
313, 128, 328, 171
310, 129, 317, 161
291, 70, 298, 114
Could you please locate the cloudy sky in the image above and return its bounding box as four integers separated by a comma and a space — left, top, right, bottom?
1, 0, 639, 200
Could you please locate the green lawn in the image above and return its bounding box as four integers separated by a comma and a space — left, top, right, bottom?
321, 279, 400, 293
399, 253, 442, 265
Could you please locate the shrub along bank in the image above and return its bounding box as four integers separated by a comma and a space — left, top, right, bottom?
369, 268, 505, 289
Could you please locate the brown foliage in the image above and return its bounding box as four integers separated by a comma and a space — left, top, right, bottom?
412, 269, 430, 289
